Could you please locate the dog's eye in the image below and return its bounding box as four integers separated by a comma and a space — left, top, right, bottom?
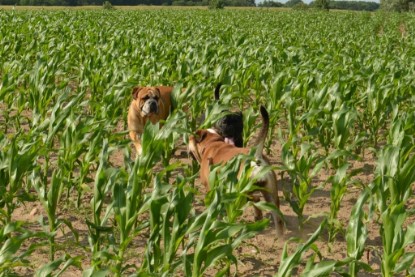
154, 96, 159, 101
143, 96, 149, 100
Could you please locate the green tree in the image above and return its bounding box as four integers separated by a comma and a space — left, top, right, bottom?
257, 0, 284, 7
285, 0, 303, 7
209, 0, 225, 8
314, 0, 330, 10
381, 0, 413, 11
292, 1, 308, 9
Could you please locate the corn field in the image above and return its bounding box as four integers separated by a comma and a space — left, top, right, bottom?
1, 7, 415, 276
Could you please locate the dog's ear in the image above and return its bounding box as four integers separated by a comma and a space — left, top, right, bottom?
154, 87, 161, 98
132, 86, 142, 100
214, 83, 221, 101
196, 130, 208, 143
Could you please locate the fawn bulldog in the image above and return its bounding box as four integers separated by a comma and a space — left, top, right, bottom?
189, 106, 284, 235
127, 86, 173, 155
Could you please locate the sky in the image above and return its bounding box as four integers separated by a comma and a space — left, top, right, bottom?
256, 0, 380, 3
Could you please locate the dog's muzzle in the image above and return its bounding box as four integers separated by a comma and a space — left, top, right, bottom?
142, 99, 159, 115
149, 100, 158, 113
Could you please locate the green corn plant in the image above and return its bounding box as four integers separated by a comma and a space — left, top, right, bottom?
327, 163, 349, 244
35, 254, 83, 277
111, 122, 170, 275
140, 170, 194, 275
86, 139, 117, 273
298, 85, 335, 156
183, 193, 268, 277
30, 168, 77, 261
276, 219, 327, 277
58, 113, 105, 207
281, 139, 325, 227
326, 161, 360, 245
26, 60, 60, 123
0, 222, 49, 276
172, 84, 203, 133
379, 204, 415, 277
332, 104, 356, 150
30, 89, 85, 196
0, 69, 20, 135
264, 74, 287, 153
77, 128, 105, 205
369, 116, 415, 276
182, 154, 271, 277
154, 112, 188, 182
345, 188, 371, 276
0, 134, 42, 223
211, 152, 284, 230
361, 76, 396, 148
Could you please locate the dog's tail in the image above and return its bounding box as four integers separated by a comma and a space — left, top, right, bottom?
254, 106, 269, 159
214, 83, 222, 101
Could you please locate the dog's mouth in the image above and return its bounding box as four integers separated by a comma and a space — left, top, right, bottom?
141, 99, 159, 116
214, 120, 243, 147
224, 137, 236, 146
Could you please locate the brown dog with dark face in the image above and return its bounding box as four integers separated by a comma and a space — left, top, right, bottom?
189, 106, 284, 236
127, 86, 173, 155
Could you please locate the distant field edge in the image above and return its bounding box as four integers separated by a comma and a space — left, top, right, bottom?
0, 5, 292, 10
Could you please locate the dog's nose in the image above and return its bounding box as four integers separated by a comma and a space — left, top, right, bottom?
150, 101, 158, 112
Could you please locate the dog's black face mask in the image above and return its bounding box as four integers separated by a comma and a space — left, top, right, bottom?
214, 111, 243, 147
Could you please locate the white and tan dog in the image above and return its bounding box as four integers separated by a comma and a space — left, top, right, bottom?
189, 106, 284, 235
127, 86, 173, 155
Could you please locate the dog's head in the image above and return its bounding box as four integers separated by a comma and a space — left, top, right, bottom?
212, 83, 244, 147
189, 129, 224, 164
214, 111, 243, 147
132, 86, 162, 117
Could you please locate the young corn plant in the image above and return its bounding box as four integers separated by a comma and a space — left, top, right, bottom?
0, 134, 42, 224
35, 254, 83, 277
292, 189, 372, 277
58, 112, 95, 207
264, 74, 287, 153
345, 188, 371, 276
276, 219, 327, 277
361, 77, 395, 148
85, 139, 117, 273
326, 161, 360, 245
281, 139, 325, 227
369, 116, 415, 276
30, 168, 78, 261
0, 222, 49, 276
140, 171, 194, 275
111, 117, 186, 275
183, 155, 270, 277
333, 103, 356, 144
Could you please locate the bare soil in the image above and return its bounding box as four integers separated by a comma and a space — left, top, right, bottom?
11, 135, 389, 276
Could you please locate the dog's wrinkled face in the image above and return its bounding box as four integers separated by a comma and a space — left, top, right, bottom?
132, 86, 161, 117
214, 111, 243, 147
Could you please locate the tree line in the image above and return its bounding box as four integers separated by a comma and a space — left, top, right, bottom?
0, 0, 254, 6
0, 0, 414, 13
258, 0, 379, 11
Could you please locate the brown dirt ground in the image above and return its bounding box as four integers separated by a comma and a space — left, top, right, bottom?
11, 136, 391, 276
6, 104, 413, 276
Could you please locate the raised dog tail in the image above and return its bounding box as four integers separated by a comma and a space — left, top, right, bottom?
254, 105, 269, 159
214, 83, 222, 101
